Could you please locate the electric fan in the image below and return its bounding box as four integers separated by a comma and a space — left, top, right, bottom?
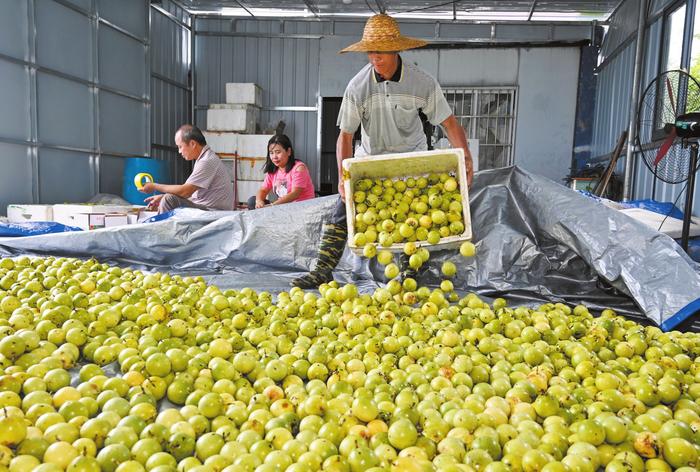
636, 69, 700, 250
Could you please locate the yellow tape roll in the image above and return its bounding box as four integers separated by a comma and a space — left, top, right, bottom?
134, 172, 153, 190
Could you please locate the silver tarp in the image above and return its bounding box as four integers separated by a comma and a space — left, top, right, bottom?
1, 166, 699, 330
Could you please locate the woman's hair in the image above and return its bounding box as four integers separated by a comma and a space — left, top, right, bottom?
263, 134, 297, 174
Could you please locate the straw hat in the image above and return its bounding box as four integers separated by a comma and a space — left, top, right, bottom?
340, 14, 428, 53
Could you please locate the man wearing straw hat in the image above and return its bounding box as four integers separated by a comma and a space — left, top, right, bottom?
293, 13, 473, 289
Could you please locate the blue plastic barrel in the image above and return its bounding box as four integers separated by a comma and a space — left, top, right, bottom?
122, 157, 169, 205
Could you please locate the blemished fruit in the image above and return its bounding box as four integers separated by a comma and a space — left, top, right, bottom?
0, 256, 698, 472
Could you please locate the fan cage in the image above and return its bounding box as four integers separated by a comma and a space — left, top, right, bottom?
636, 69, 700, 184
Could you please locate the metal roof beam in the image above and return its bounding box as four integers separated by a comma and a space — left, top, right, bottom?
527, 0, 538, 21
302, 0, 319, 18
234, 0, 254, 17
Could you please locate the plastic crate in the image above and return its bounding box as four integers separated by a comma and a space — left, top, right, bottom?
342, 148, 472, 254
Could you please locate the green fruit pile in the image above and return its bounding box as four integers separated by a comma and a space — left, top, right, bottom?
352, 173, 465, 249
0, 256, 699, 471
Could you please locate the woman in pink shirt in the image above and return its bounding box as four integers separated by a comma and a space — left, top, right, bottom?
249, 134, 316, 209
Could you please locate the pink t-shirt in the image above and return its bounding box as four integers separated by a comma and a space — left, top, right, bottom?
263, 161, 315, 202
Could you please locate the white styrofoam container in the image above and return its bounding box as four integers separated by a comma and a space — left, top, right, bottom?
343, 148, 472, 254
235, 180, 265, 204
225, 83, 262, 106
203, 131, 238, 156
619, 208, 700, 239
236, 157, 267, 181
138, 209, 158, 223
221, 159, 236, 183
53, 204, 135, 228
237, 134, 273, 158
73, 213, 105, 231
207, 104, 259, 133
221, 157, 267, 182
7, 204, 53, 222
104, 214, 129, 228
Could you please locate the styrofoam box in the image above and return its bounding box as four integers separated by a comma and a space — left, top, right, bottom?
207, 104, 259, 133
138, 209, 158, 223
235, 180, 265, 204
104, 214, 129, 228
53, 204, 135, 228
619, 208, 700, 239
343, 148, 472, 254
73, 213, 106, 231
7, 204, 53, 222
237, 157, 267, 181
203, 131, 238, 155
221, 157, 267, 181
238, 134, 273, 158
226, 83, 262, 106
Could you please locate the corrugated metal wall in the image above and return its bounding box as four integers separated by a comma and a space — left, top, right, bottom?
151, 0, 192, 184
592, 0, 699, 214
0, 0, 193, 215
0, 0, 149, 214
194, 18, 322, 186
193, 17, 592, 188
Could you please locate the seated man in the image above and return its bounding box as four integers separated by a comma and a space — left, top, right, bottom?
140, 124, 234, 213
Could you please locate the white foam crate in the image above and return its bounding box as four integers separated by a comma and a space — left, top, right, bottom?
238, 134, 273, 158
236, 157, 267, 181
235, 180, 265, 204
343, 148, 472, 255
7, 204, 53, 222
53, 204, 136, 228
203, 131, 238, 156
221, 158, 267, 181
225, 83, 262, 106
207, 104, 259, 133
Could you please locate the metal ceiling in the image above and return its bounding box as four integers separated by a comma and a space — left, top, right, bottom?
178, 0, 623, 22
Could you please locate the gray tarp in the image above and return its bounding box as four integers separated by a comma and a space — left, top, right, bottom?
1, 166, 699, 331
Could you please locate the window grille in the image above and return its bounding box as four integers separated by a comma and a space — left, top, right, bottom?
437, 87, 517, 170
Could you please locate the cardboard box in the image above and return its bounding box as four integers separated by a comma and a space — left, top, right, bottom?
104, 213, 129, 228
207, 104, 259, 133
53, 204, 134, 228
225, 83, 262, 106
343, 149, 472, 254
203, 131, 238, 156
237, 134, 273, 158
7, 204, 53, 223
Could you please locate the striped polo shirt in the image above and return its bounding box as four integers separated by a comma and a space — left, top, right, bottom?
185, 145, 235, 210
337, 55, 453, 157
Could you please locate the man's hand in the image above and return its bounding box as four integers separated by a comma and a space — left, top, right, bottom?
441, 115, 474, 189
337, 131, 354, 203
144, 194, 163, 211
465, 154, 474, 189
255, 199, 266, 209
140, 182, 157, 194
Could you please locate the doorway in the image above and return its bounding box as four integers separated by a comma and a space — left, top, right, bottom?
319, 97, 342, 196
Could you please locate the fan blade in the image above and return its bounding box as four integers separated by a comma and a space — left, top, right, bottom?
653, 128, 676, 167
666, 77, 677, 116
